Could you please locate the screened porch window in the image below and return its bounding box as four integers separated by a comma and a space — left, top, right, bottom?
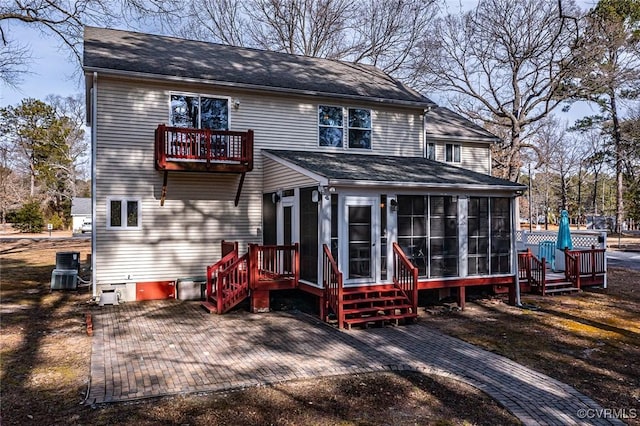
467, 197, 512, 275
429, 196, 459, 277
397, 195, 427, 276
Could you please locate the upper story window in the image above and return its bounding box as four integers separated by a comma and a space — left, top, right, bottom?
426, 143, 436, 160
171, 94, 228, 130
445, 143, 461, 163
348, 108, 371, 149
318, 105, 371, 149
319, 105, 343, 147
107, 197, 141, 230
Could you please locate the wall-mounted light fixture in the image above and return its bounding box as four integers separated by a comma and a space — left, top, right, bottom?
390, 199, 398, 211
311, 190, 320, 203
233, 98, 241, 109
318, 186, 330, 200
272, 191, 281, 204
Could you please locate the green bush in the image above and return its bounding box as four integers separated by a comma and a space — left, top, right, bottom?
14, 201, 45, 233
48, 213, 65, 230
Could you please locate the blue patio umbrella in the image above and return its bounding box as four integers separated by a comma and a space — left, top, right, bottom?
556, 210, 573, 250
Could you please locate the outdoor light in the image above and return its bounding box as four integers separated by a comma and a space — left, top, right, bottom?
390, 199, 398, 211
311, 190, 320, 203
272, 192, 281, 204
233, 99, 241, 109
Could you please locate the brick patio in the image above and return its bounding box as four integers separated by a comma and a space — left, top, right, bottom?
87, 300, 622, 426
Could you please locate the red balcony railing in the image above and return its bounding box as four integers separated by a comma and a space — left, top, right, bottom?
155, 124, 253, 172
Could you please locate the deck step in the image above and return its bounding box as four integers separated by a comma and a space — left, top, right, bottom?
343, 312, 418, 329
343, 304, 414, 316
201, 301, 218, 313
342, 296, 409, 305
544, 287, 580, 294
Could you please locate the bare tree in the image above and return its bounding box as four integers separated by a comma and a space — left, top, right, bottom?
0, 0, 185, 87
417, 0, 581, 182
563, 0, 640, 233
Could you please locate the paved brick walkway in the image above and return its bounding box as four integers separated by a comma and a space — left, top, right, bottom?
87, 300, 623, 426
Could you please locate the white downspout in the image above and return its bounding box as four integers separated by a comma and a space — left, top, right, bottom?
512, 194, 522, 307
91, 72, 97, 299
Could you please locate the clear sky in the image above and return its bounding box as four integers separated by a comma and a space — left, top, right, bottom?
0, 0, 600, 122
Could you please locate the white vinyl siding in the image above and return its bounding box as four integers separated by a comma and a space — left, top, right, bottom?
429, 139, 491, 174
263, 158, 318, 193
93, 76, 424, 284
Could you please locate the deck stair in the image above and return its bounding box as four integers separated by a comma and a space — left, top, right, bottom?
543, 274, 580, 295
340, 287, 417, 329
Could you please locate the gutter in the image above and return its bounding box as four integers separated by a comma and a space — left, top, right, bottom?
327, 179, 526, 192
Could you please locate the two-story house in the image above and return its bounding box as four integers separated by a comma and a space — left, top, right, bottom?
84, 26, 526, 328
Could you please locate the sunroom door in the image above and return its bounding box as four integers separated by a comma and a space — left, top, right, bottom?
341, 196, 379, 284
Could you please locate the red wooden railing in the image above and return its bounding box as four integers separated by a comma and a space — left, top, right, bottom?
322, 244, 344, 329
206, 250, 238, 301
216, 253, 250, 314
517, 249, 546, 295
249, 243, 299, 284
564, 246, 606, 288
392, 243, 418, 313
155, 124, 253, 169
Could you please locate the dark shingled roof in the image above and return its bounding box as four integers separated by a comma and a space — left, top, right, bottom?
83, 26, 436, 108
426, 106, 499, 142
264, 150, 526, 190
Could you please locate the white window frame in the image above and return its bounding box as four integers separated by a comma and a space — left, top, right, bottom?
169, 92, 232, 129
427, 142, 436, 160
445, 143, 461, 163
347, 107, 372, 150
106, 197, 142, 230
318, 104, 344, 147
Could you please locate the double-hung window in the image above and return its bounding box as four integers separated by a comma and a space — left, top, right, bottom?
445, 143, 461, 163
318, 105, 371, 149
170, 94, 228, 130
348, 108, 371, 149
318, 105, 344, 147
107, 197, 141, 230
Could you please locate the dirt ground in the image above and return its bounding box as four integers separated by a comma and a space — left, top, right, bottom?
1, 236, 639, 425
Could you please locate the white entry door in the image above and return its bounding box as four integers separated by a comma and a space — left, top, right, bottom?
341, 196, 379, 284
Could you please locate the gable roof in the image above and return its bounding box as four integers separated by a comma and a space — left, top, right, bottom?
71, 197, 91, 216
263, 150, 526, 191
426, 106, 499, 142
83, 26, 436, 109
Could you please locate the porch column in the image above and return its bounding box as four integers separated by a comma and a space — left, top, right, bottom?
458, 196, 468, 278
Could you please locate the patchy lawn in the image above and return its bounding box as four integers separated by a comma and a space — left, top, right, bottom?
420, 267, 640, 426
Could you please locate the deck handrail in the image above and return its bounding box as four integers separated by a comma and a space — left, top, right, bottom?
565, 245, 606, 288
156, 124, 253, 168
392, 243, 418, 313
249, 243, 299, 286
564, 250, 581, 289
206, 250, 238, 301
216, 252, 250, 313
518, 249, 546, 295
322, 244, 343, 329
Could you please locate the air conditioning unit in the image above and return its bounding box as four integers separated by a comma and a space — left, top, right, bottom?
51, 269, 78, 290
56, 252, 80, 272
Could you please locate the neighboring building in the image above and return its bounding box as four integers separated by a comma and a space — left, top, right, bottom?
70, 197, 91, 233
83, 27, 526, 324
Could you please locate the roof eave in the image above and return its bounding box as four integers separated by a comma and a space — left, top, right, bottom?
83, 66, 436, 109
327, 179, 527, 192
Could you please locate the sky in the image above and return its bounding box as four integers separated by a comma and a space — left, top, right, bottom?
0, 0, 601, 123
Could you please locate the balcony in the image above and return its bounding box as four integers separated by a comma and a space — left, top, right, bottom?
155, 124, 254, 173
